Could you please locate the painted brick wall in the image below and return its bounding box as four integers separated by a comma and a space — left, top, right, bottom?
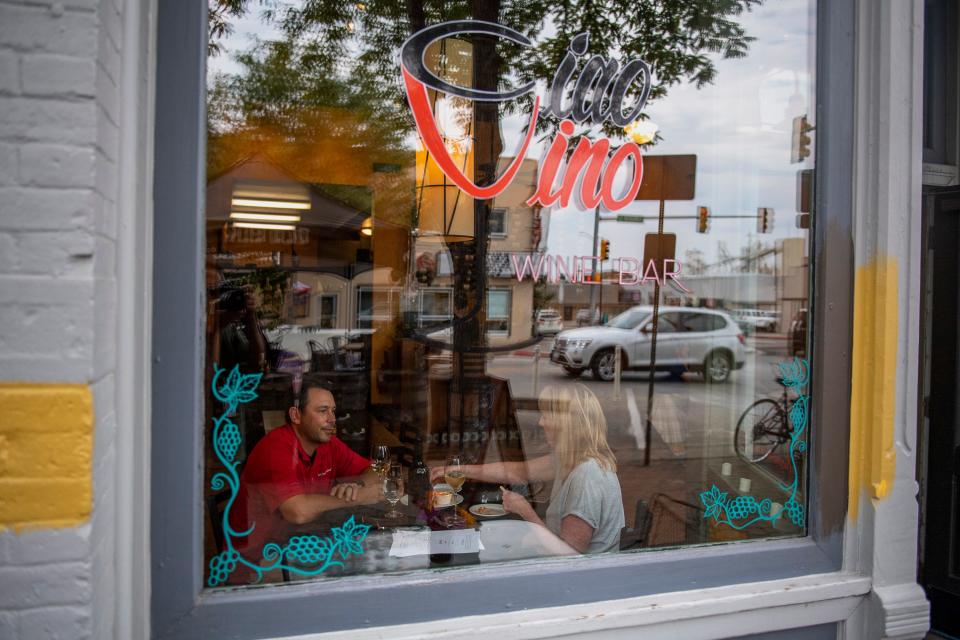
0, 0, 122, 637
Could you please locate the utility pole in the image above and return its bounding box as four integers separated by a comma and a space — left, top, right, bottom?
590, 206, 600, 324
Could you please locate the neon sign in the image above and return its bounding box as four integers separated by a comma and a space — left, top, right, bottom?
510, 253, 691, 291
400, 21, 652, 212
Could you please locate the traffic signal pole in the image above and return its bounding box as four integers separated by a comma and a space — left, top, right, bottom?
591, 206, 600, 323
644, 197, 666, 467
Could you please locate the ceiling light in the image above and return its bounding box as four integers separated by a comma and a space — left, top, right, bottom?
231, 198, 310, 210
232, 222, 297, 231
230, 212, 301, 223
361, 217, 373, 236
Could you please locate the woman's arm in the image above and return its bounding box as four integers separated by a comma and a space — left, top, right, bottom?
501, 490, 594, 553
429, 454, 554, 485
559, 515, 594, 553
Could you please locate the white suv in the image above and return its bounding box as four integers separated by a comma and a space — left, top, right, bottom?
732, 309, 777, 332
549, 306, 746, 383
535, 309, 563, 335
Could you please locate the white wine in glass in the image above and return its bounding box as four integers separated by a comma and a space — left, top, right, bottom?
444, 456, 465, 491
372, 445, 390, 476
444, 456, 465, 526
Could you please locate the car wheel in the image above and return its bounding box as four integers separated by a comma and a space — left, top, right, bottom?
563, 366, 584, 378
703, 350, 733, 383
591, 349, 619, 382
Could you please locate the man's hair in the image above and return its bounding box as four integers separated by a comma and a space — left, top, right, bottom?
296, 375, 334, 411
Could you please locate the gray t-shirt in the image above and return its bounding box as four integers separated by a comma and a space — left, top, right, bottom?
544, 458, 625, 553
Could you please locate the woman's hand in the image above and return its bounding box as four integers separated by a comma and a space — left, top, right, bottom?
429, 465, 445, 484
501, 487, 535, 521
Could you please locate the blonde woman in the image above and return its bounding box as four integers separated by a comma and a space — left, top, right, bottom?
432, 384, 624, 553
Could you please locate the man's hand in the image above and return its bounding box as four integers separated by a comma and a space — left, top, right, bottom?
330, 482, 363, 502
429, 465, 445, 484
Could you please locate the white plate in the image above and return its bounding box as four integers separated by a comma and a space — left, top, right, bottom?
469, 503, 506, 518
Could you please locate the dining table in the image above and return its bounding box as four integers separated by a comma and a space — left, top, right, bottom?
280, 495, 576, 580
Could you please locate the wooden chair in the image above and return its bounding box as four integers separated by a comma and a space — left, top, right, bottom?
620, 493, 703, 550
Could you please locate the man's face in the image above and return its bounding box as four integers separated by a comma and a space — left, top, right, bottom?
292, 388, 337, 445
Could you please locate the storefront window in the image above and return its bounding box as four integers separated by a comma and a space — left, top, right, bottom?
202, 0, 816, 589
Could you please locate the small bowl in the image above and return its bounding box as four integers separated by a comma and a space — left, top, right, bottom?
432, 483, 454, 508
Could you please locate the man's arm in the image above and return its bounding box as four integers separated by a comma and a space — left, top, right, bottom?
279, 477, 381, 525
330, 466, 381, 502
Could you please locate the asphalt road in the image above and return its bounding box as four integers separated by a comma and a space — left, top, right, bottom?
487, 335, 798, 463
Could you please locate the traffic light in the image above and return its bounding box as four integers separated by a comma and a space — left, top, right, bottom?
791, 115, 814, 163
697, 206, 710, 233
599, 239, 610, 261
757, 207, 775, 234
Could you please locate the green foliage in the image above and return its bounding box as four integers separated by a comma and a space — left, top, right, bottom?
532, 277, 555, 318
208, 0, 764, 141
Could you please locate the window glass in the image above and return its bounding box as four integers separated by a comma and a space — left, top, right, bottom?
203, 0, 815, 589
683, 312, 725, 332
317, 294, 337, 329
490, 208, 507, 235
420, 288, 453, 322
486, 289, 512, 335
652, 312, 682, 333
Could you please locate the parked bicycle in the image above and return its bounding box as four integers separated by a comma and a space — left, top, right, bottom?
734, 373, 801, 463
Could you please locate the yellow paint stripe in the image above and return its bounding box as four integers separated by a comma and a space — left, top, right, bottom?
0, 383, 92, 532
848, 257, 899, 520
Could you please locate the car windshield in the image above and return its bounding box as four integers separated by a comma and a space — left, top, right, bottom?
606, 309, 648, 329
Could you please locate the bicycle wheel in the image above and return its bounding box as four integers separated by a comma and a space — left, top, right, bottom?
734, 399, 787, 463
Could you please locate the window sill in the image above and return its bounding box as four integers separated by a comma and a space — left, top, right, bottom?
267, 571, 870, 639
185, 536, 843, 639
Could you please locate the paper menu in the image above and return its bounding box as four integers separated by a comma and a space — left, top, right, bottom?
389, 529, 484, 557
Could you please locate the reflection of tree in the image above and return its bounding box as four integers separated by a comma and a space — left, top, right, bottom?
532, 277, 555, 319
210, 0, 763, 139
709, 239, 775, 274
684, 248, 707, 275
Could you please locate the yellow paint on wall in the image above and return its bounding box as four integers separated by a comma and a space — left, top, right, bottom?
0, 383, 92, 531
848, 257, 899, 521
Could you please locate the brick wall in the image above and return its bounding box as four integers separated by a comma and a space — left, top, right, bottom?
0, 0, 123, 637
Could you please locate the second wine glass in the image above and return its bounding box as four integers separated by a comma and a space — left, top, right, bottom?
444, 455, 465, 526
383, 462, 404, 520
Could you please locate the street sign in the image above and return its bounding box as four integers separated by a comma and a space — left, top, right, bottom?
616, 215, 646, 223
635, 154, 697, 201
642, 232, 677, 266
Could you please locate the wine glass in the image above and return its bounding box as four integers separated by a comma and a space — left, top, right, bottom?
444, 455, 465, 525
383, 463, 403, 518
372, 445, 390, 476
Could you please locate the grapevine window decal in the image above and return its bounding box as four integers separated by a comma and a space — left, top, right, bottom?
698, 358, 809, 530
208, 364, 370, 586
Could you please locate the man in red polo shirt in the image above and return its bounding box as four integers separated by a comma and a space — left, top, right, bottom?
231, 379, 381, 563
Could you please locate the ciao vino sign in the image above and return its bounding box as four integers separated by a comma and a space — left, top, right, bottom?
400, 21, 652, 212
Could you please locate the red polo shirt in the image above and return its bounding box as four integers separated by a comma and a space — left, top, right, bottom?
229, 424, 371, 561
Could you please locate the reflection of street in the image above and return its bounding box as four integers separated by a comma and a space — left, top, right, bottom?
491, 335, 790, 461
488, 334, 800, 539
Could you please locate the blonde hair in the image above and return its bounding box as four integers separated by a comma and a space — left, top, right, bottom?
538, 383, 617, 479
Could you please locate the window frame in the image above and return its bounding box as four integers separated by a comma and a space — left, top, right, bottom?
150, 1, 853, 637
